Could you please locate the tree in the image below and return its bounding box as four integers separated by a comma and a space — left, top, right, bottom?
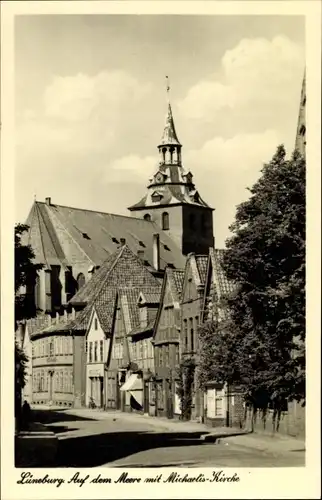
15, 224, 42, 428
15, 223, 43, 326
199, 146, 305, 419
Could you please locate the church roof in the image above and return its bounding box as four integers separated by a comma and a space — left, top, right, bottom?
158, 102, 181, 147
23, 200, 185, 271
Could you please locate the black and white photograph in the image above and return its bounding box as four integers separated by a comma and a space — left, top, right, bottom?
1, 1, 321, 499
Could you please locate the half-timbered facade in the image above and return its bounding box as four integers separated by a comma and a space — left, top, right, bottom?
153, 267, 185, 418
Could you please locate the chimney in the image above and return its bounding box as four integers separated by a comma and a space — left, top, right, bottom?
45, 197, 51, 206
137, 250, 145, 260
153, 233, 160, 271
120, 238, 126, 246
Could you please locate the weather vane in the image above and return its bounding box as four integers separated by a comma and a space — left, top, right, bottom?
165, 75, 171, 105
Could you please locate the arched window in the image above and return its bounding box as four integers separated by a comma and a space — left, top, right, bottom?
144, 213, 151, 221
77, 273, 85, 290
162, 212, 169, 230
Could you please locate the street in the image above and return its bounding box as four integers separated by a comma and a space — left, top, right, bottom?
27, 408, 305, 468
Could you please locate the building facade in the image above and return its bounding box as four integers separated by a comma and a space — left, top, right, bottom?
153, 267, 184, 418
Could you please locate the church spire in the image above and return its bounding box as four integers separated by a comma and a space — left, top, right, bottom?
158, 76, 181, 148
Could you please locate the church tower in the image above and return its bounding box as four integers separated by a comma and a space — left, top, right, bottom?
128, 80, 214, 256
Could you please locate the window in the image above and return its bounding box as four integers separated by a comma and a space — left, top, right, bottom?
85, 341, 88, 354
94, 318, 98, 330
94, 341, 98, 362
183, 319, 188, 350
69, 371, 73, 394
144, 213, 151, 221
189, 317, 194, 351
143, 339, 148, 359
40, 370, 44, 391
159, 346, 163, 367
69, 336, 73, 354
162, 212, 169, 230
59, 371, 63, 392
100, 340, 104, 362
165, 345, 170, 365
195, 316, 199, 349
49, 340, 54, 357
300, 124, 306, 136
77, 273, 85, 290
63, 337, 68, 355
175, 345, 180, 365
113, 338, 123, 360
89, 342, 93, 363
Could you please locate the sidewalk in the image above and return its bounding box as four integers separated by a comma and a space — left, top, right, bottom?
220, 431, 305, 454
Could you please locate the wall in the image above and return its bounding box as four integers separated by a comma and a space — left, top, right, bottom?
85, 311, 110, 406
130, 205, 183, 252
31, 334, 74, 406
182, 206, 214, 255
180, 258, 205, 419
73, 334, 86, 408
243, 401, 305, 438
22, 327, 33, 403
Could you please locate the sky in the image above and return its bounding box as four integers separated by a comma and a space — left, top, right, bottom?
15, 15, 305, 247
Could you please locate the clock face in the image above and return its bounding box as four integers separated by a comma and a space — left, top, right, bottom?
156, 173, 164, 183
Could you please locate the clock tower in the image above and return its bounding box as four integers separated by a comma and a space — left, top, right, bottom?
128, 83, 214, 256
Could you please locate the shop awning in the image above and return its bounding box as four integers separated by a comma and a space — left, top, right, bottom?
130, 391, 143, 406
120, 373, 143, 392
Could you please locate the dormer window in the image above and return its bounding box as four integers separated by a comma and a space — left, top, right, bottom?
299, 124, 306, 136
151, 191, 163, 203
162, 212, 169, 230
144, 214, 151, 221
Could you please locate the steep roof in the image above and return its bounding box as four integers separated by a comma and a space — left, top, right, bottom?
23, 201, 185, 270
210, 249, 236, 299
202, 248, 237, 323
158, 102, 181, 147
30, 245, 162, 337
167, 267, 185, 303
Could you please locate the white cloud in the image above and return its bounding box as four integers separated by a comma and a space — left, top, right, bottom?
103, 154, 156, 184
177, 35, 304, 121
44, 70, 152, 122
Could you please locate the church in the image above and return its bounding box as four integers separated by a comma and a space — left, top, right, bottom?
17, 75, 306, 437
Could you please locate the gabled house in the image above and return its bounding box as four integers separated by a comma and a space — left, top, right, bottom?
85, 303, 115, 408
180, 253, 209, 420
153, 267, 185, 418
201, 248, 241, 427
126, 288, 161, 414
24, 243, 162, 408
106, 285, 161, 414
